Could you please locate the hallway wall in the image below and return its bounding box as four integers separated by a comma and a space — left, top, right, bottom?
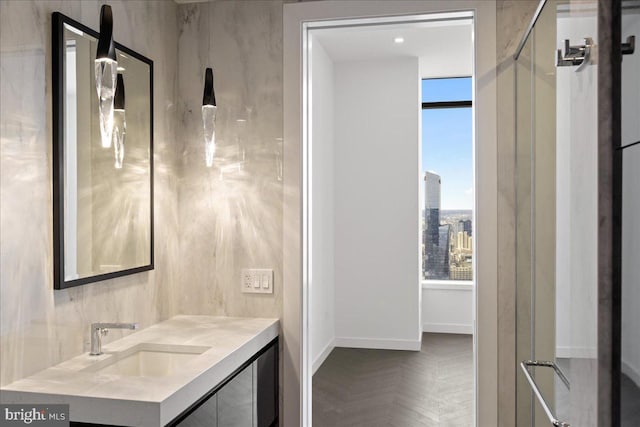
333, 57, 421, 350
309, 36, 336, 373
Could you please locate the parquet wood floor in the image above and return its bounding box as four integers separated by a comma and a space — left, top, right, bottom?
312, 333, 473, 427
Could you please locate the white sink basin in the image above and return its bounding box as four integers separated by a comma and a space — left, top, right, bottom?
84, 343, 210, 377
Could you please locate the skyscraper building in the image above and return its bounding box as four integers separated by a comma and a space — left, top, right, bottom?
424, 171, 445, 279
424, 171, 441, 210
453, 220, 463, 235
436, 224, 451, 278
462, 219, 472, 236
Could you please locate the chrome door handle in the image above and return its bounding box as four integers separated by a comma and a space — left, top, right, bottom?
520, 360, 570, 427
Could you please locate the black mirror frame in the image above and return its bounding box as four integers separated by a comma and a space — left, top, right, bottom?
52, 12, 154, 290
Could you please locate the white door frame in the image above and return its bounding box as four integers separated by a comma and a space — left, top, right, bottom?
283, 2, 497, 426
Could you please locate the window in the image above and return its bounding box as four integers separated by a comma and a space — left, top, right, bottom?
422, 77, 473, 282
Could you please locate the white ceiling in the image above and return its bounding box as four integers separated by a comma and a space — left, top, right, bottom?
311, 19, 473, 79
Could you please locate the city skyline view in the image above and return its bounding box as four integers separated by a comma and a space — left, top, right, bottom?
422, 78, 473, 281
422, 172, 473, 281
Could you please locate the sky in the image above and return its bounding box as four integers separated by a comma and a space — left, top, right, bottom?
421, 78, 473, 210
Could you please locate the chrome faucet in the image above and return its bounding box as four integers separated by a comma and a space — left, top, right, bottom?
90, 322, 139, 356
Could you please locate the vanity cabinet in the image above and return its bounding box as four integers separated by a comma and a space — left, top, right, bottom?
170, 338, 278, 427
2, 317, 279, 427
69, 338, 278, 427
176, 365, 252, 427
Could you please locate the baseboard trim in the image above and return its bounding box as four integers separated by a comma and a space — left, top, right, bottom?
334, 337, 421, 351
622, 359, 640, 388
423, 323, 473, 335
312, 339, 335, 374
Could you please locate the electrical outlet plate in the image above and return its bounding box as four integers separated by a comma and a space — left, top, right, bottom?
241, 268, 273, 294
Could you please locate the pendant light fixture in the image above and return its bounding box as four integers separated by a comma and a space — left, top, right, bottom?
202, 67, 217, 167
113, 73, 126, 169
95, 4, 117, 148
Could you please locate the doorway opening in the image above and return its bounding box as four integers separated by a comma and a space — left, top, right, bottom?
282, 2, 498, 425
305, 13, 476, 426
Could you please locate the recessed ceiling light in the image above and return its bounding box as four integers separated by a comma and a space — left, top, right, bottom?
394, 36, 404, 44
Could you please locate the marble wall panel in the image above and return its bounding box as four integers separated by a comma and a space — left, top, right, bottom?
495, 1, 541, 426
174, 1, 283, 319
1, 0, 285, 389
0, 0, 180, 386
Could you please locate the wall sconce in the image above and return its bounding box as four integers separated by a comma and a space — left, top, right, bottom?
95, 4, 117, 148
113, 73, 126, 168
202, 67, 217, 167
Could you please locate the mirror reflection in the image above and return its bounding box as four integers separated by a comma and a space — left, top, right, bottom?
54, 14, 153, 289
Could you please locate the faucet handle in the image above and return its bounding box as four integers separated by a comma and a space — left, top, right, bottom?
89, 323, 136, 356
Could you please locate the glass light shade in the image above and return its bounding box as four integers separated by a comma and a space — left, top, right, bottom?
113, 109, 126, 169
202, 104, 217, 167
95, 58, 118, 147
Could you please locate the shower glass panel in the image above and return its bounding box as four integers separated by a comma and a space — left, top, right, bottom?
515, 23, 534, 427
515, 1, 599, 426
556, 2, 599, 425
621, 2, 640, 425
515, 3, 562, 426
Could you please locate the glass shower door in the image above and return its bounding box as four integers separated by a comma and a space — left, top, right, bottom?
556, 2, 600, 425
515, 1, 600, 426
515, 2, 563, 426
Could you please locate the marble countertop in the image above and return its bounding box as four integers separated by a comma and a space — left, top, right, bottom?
0, 315, 279, 426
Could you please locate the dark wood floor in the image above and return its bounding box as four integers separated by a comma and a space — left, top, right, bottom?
312, 333, 473, 427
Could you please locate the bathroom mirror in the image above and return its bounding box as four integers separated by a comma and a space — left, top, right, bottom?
52, 12, 153, 289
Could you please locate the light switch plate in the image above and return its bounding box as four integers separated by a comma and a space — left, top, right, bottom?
241, 269, 273, 294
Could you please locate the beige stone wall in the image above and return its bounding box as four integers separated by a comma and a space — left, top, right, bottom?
495, 1, 541, 426
0, 0, 181, 386
0, 0, 287, 387
0, 0, 286, 388
174, 1, 283, 320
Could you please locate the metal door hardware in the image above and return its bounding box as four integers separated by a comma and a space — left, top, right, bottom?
622, 35, 635, 56
520, 360, 571, 427
557, 36, 634, 70
556, 37, 593, 71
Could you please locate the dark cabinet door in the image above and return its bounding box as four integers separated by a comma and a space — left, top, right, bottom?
256, 344, 277, 427
217, 364, 254, 426
173, 339, 278, 427
177, 393, 218, 427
